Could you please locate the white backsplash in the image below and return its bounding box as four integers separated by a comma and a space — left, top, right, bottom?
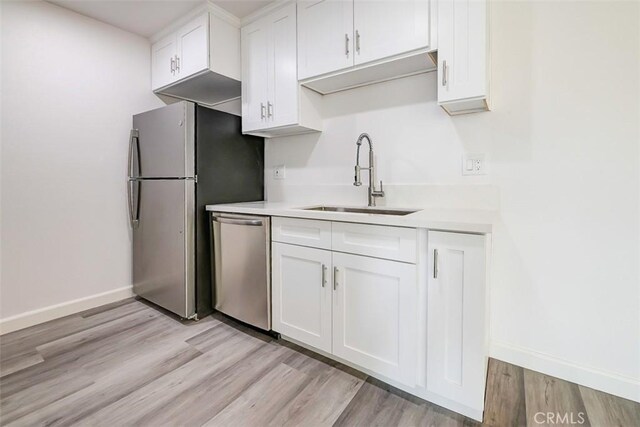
266, 183, 499, 211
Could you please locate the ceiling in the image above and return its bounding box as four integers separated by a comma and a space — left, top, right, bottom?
48, 0, 273, 38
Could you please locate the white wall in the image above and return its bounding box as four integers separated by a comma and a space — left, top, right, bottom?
266, 1, 640, 400
0, 1, 162, 326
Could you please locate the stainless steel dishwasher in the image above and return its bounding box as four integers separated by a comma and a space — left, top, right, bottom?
211, 212, 271, 330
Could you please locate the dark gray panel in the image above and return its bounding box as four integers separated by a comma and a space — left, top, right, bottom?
194, 106, 264, 317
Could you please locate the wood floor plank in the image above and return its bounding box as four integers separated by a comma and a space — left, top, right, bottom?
0, 300, 148, 362
483, 358, 527, 426
204, 362, 310, 427
133, 342, 292, 426
0, 312, 166, 422
0, 312, 158, 400
78, 297, 137, 318
270, 350, 365, 427
35, 306, 159, 359
579, 385, 640, 427
5, 343, 202, 426
524, 368, 591, 427
2, 300, 637, 427
81, 331, 278, 425
185, 320, 242, 352
0, 349, 43, 378
336, 379, 414, 426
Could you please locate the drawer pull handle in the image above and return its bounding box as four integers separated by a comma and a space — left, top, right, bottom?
333, 267, 339, 290
345, 33, 350, 57
322, 264, 327, 287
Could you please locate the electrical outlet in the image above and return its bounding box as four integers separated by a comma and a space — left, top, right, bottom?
462, 153, 487, 176
273, 165, 286, 180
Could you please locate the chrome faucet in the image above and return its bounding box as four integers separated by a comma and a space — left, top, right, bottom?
353, 133, 385, 207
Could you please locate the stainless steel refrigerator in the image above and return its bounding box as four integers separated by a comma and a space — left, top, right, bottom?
127, 101, 264, 319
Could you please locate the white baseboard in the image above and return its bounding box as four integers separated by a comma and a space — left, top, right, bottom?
0, 286, 134, 335
490, 340, 640, 403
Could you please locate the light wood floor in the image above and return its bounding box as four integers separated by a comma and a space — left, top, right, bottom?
1, 298, 638, 426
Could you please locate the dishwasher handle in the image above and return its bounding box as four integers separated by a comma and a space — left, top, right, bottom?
211, 216, 265, 227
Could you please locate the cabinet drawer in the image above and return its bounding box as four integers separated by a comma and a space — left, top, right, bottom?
332, 222, 417, 263
272, 217, 332, 250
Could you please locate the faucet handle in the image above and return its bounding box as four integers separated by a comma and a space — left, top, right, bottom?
372, 180, 385, 198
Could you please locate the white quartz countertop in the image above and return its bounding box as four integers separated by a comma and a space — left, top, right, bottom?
206, 202, 495, 234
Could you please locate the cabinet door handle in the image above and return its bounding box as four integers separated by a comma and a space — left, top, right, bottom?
170, 57, 175, 74
322, 264, 327, 287
442, 60, 448, 86
333, 267, 339, 290
345, 33, 350, 57
355, 30, 361, 54
433, 249, 439, 278
175, 55, 180, 73
267, 102, 273, 118
260, 103, 266, 120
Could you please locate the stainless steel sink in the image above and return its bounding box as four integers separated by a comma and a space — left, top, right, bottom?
300, 206, 419, 216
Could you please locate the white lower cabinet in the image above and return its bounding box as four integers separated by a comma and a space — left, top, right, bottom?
427, 231, 487, 411
271, 229, 418, 388
270, 218, 489, 421
272, 243, 332, 353
332, 252, 417, 387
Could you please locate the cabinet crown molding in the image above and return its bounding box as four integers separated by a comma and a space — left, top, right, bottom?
240, 0, 295, 26
150, 1, 241, 43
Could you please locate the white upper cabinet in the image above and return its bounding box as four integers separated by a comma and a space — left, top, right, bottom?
437, 0, 490, 114
268, 5, 299, 128
241, 3, 322, 137
150, 9, 242, 107
151, 34, 178, 90
353, 0, 430, 66
427, 231, 488, 412
296, 0, 435, 94
175, 13, 209, 79
297, 0, 354, 80
241, 17, 270, 132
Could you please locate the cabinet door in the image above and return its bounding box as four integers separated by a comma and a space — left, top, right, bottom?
268, 3, 298, 128
427, 231, 486, 410
297, 0, 354, 80
272, 243, 332, 353
176, 13, 209, 80
332, 252, 417, 387
151, 34, 177, 90
437, 0, 487, 103
353, 0, 429, 66
241, 17, 270, 132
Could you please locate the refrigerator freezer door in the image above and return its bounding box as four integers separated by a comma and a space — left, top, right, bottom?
133, 179, 195, 318
131, 101, 195, 178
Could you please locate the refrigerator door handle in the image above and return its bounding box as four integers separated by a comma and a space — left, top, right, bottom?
127, 129, 140, 228
128, 129, 140, 179
127, 180, 140, 228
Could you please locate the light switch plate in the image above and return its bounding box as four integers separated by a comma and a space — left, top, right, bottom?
274, 164, 286, 180
462, 153, 487, 176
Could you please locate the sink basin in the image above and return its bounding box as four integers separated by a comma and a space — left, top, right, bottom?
300, 206, 419, 216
